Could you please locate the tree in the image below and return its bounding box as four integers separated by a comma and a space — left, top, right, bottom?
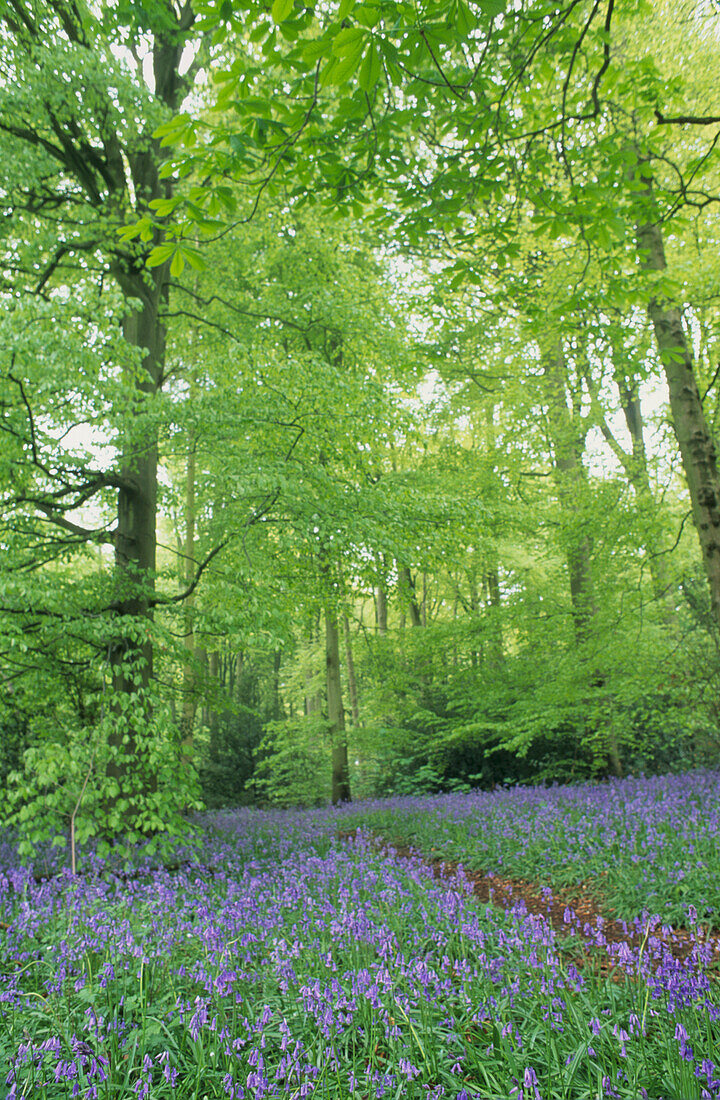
0, 0, 206, 845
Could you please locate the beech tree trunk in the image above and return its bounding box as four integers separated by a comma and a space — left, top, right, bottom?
587, 341, 673, 611
101, 12, 193, 800
304, 613, 322, 716
399, 565, 423, 627
485, 564, 504, 667
342, 615, 360, 726
636, 185, 720, 632
326, 611, 351, 804
180, 439, 197, 752
616, 376, 672, 605
375, 586, 388, 635
208, 650, 221, 741
546, 347, 625, 776
544, 347, 597, 644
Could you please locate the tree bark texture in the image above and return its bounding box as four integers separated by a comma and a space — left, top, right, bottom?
375, 585, 388, 635
544, 347, 597, 644
92, 8, 192, 797
399, 565, 423, 627
342, 615, 360, 726
636, 199, 720, 632
485, 564, 505, 667
326, 611, 351, 804
180, 440, 198, 751
615, 375, 672, 605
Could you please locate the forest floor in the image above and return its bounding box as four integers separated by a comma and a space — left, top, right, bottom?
341, 831, 720, 975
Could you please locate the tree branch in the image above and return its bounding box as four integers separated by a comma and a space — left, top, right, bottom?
150, 539, 230, 607
655, 111, 720, 127
35, 506, 115, 544
35, 238, 100, 294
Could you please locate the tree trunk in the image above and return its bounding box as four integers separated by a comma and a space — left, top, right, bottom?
546, 345, 626, 775
208, 650, 221, 742
468, 571, 480, 668
326, 611, 351, 804
375, 585, 388, 635
304, 613, 322, 715
399, 565, 423, 627
485, 563, 504, 667
106, 282, 165, 796
587, 340, 673, 611
616, 375, 672, 605
342, 615, 360, 726
180, 439, 197, 752
106, 15, 192, 802
544, 346, 596, 643
235, 652, 244, 704
272, 649, 283, 721
636, 180, 720, 632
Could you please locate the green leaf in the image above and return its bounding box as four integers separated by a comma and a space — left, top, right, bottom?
332, 25, 366, 56
303, 37, 329, 62
455, 0, 476, 35
148, 197, 180, 217
358, 41, 382, 91
146, 243, 175, 268
271, 0, 294, 22
338, 0, 356, 17
182, 246, 207, 272
249, 20, 269, 41
479, 0, 505, 15
355, 3, 381, 28
170, 249, 185, 277
117, 221, 143, 241
323, 37, 365, 83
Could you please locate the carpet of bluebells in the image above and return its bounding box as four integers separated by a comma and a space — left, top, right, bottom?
346, 770, 720, 925
0, 772, 718, 1099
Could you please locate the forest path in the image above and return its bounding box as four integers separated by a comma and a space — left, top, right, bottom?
339, 830, 720, 976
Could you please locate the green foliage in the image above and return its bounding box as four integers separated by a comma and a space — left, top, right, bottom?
195, 659, 273, 807
3, 666, 202, 864
251, 715, 332, 806
4, 0, 720, 837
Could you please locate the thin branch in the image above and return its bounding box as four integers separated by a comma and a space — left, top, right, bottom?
701, 362, 720, 405
150, 540, 230, 607
35, 239, 99, 294
655, 111, 720, 126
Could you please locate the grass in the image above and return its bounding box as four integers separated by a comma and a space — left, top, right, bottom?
0, 771, 718, 1098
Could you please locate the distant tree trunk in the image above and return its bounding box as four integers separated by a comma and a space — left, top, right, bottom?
198, 648, 209, 729
235, 652, 244, 704
606, 730, 624, 779
636, 172, 720, 633
546, 344, 622, 778
468, 571, 481, 668
208, 650, 220, 741
485, 563, 504, 667
589, 337, 673, 608
180, 439, 197, 754
544, 346, 597, 644
375, 585, 388, 635
326, 611, 351, 804
342, 615, 360, 726
304, 612, 322, 715
272, 649, 283, 721
399, 565, 422, 627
